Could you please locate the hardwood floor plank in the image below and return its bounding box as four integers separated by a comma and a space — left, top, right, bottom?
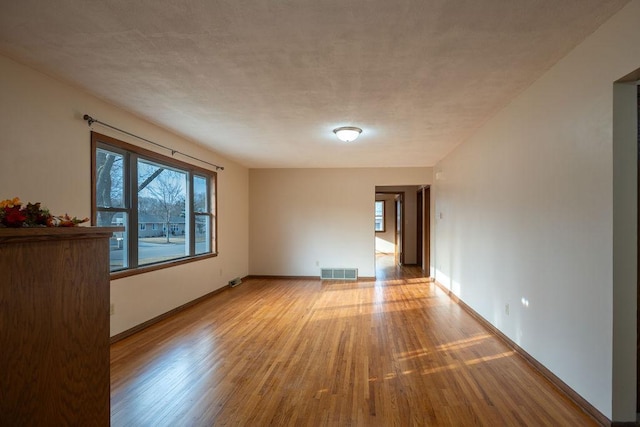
111, 259, 601, 426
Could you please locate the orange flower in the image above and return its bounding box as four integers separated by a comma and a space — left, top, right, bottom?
0, 197, 21, 209
53, 214, 90, 227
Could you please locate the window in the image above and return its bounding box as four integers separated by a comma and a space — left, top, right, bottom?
375, 200, 385, 232
92, 132, 217, 276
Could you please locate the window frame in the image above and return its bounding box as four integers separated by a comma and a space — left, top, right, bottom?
91, 132, 217, 279
375, 200, 385, 232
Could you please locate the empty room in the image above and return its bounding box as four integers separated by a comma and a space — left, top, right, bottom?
1, 1, 639, 425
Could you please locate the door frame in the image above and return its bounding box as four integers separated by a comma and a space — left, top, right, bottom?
416, 186, 430, 275
374, 191, 404, 268
395, 193, 404, 265
374, 187, 429, 272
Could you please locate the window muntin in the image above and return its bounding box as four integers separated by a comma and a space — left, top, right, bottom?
92, 132, 216, 276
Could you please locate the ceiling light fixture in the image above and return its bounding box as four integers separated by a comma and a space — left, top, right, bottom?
333, 126, 362, 142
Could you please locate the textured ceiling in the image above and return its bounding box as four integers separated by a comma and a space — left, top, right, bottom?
0, 0, 629, 168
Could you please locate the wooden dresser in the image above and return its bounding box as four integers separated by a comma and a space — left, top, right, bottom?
0, 227, 115, 426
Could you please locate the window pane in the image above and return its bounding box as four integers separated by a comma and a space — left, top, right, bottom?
375, 201, 385, 231
194, 175, 208, 213
375, 201, 384, 216
195, 214, 210, 255
137, 159, 188, 265
96, 148, 125, 208
97, 211, 128, 271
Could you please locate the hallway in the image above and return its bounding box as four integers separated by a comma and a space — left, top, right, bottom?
375, 252, 426, 281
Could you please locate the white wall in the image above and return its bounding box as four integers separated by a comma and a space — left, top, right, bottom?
0, 55, 250, 337
433, 1, 640, 421
249, 168, 431, 278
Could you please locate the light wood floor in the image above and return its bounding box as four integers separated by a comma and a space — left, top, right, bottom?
110, 256, 599, 426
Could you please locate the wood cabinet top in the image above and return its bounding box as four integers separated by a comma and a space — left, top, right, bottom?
0, 227, 123, 244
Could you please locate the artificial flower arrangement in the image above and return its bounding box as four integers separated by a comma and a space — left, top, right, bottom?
0, 197, 89, 228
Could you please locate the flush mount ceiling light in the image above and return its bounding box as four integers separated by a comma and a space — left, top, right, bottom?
333, 126, 362, 142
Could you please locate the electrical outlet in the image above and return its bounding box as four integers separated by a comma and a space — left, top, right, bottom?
315, 260, 319, 267
505, 303, 509, 316
110, 303, 115, 316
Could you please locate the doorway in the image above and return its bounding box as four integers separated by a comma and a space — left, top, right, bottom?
612, 73, 639, 422
416, 186, 430, 275
636, 82, 639, 414
395, 193, 403, 265
374, 191, 402, 265
375, 185, 430, 278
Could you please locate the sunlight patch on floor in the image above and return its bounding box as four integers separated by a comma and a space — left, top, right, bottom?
397, 348, 430, 362
464, 351, 516, 366
405, 277, 431, 284
436, 334, 493, 352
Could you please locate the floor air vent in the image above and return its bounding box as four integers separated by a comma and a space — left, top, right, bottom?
320, 268, 358, 281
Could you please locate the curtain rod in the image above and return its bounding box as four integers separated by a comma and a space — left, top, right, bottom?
83, 114, 224, 171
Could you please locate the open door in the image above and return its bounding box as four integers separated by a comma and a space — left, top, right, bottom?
417, 190, 423, 267
395, 194, 403, 265
416, 186, 430, 275
424, 187, 430, 275
636, 85, 640, 414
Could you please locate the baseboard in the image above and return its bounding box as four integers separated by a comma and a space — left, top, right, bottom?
244, 274, 376, 281
433, 280, 611, 427
245, 275, 320, 280
110, 284, 230, 344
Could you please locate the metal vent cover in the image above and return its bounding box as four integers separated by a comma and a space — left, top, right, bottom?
320, 268, 358, 281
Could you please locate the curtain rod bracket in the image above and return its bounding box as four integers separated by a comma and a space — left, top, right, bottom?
82, 113, 224, 171
83, 114, 96, 126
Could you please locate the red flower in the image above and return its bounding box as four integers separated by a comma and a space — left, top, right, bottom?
2, 205, 27, 227
0, 197, 83, 228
